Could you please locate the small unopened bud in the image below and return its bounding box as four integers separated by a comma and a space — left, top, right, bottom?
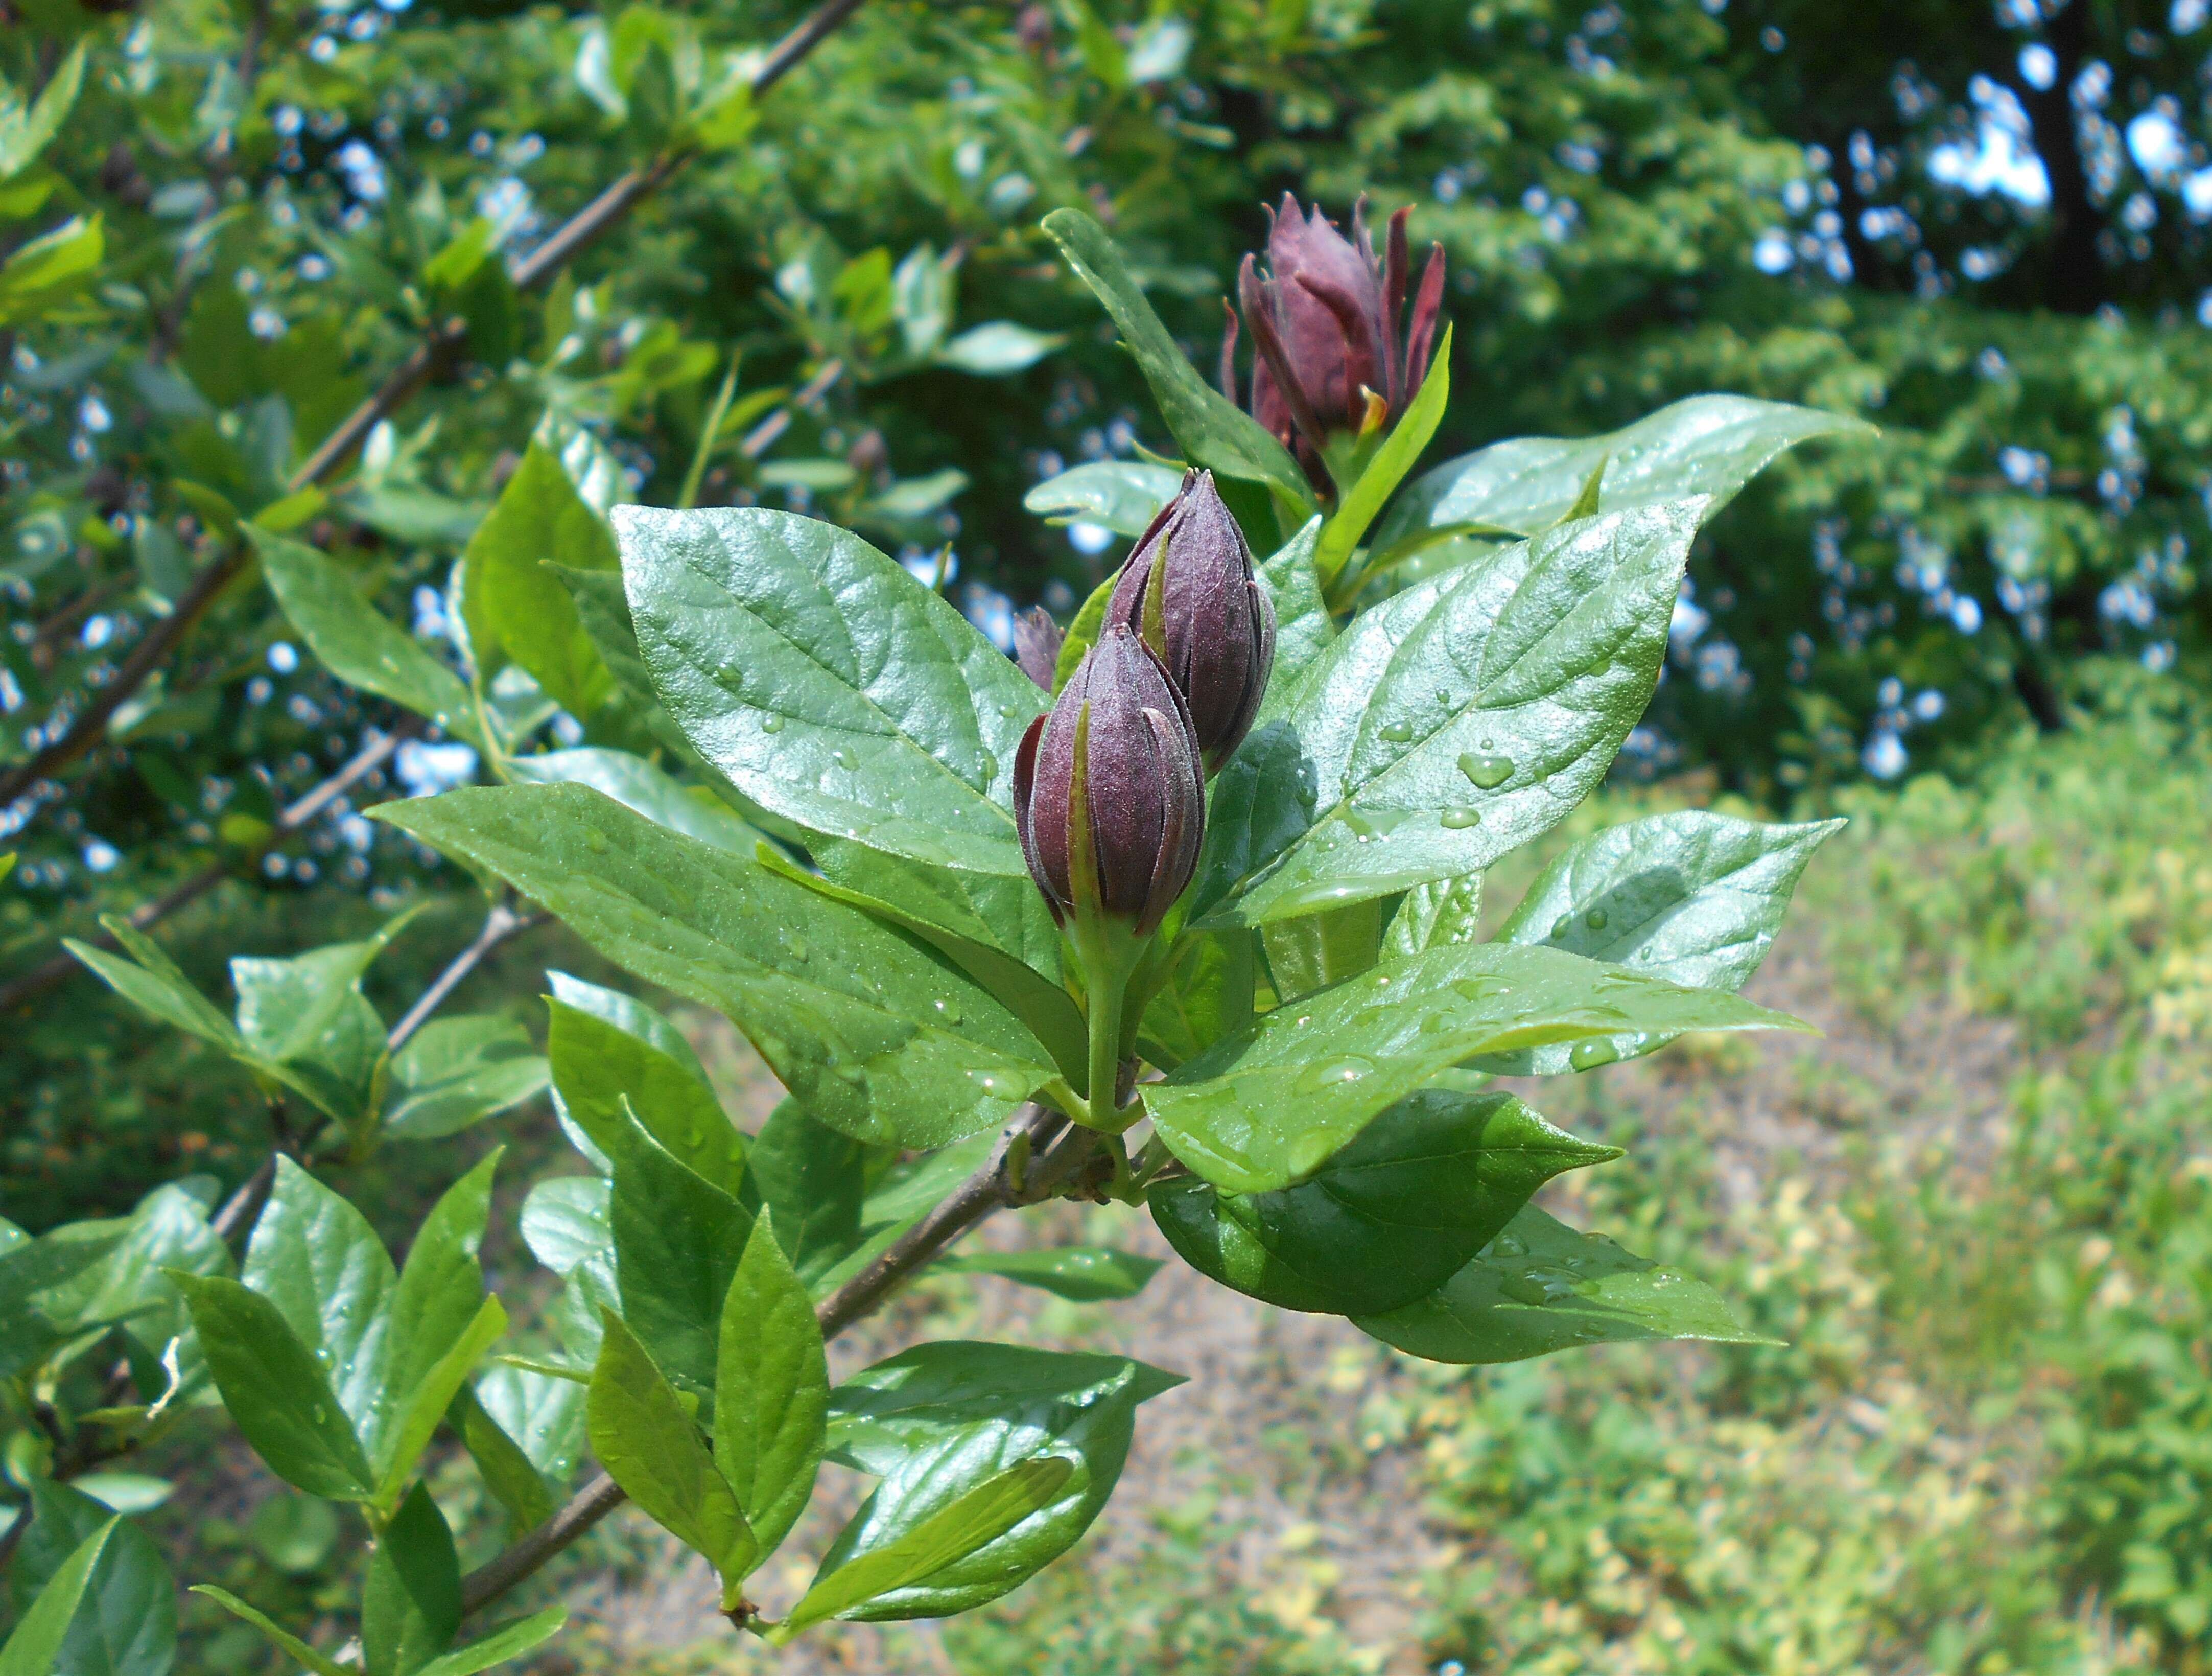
1014, 606, 1064, 691
1013, 625, 1204, 935
1108, 469, 1275, 772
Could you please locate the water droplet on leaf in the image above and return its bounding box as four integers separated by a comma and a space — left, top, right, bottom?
1457, 751, 1513, 789
1440, 806, 1480, 829
760, 713, 785, 734
1379, 719, 1415, 743
1585, 907, 1608, 930
1295, 1055, 1375, 1094
1569, 1038, 1621, 1072
1287, 1130, 1338, 1176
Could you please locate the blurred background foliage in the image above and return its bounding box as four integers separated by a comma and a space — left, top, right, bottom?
5, 0, 2212, 1663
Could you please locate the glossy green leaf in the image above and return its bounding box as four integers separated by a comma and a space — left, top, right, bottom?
1258, 518, 1334, 712
384, 1017, 549, 1141
609, 1102, 753, 1400
66, 918, 244, 1054
0, 214, 102, 327
8, 1482, 174, 1676
586, 1311, 757, 1593
411, 1609, 567, 1676
518, 1177, 611, 1278
229, 913, 413, 1065
745, 1101, 867, 1283
1260, 897, 1384, 1005
714, 1216, 829, 1563
241, 1157, 395, 1449
937, 321, 1065, 374
1313, 325, 1452, 587
1051, 570, 1116, 692
509, 747, 765, 854
189, 1587, 352, 1676
1200, 501, 1703, 928
1476, 810, 1845, 1074
1372, 394, 1876, 549
450, 1381, 554, 1533
385, 1151, 498, 1419
375, 784, 1058, 1148
553, 562, 697, 759
1385, 873, 1484, 958
1040, 210, 1312, 515
1355, 1204, 1773, 1363
253, 529, 484, 750
1144, 940, 1808, 1193
0, 1219, 129, 1378
1, 1522, 120, 1676
815, 1342, 1181, 1620
363, 1484, 461, 1676
1151, 1084, 1617, 1315
168, 1272, 375, 1500
617, 505, 1044, 877
379, 1294, 505, 1508
459, 439, 620, 717
774, 1458, 1072, 1642
1023, 462, 1183, 537
0, 42, 85, 180
544, 970, 740, 1188
1137, 927, 1255, 1069
934, 1248, 1164, 1301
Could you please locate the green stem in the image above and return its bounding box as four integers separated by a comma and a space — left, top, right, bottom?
1070, 917, 1146, 1128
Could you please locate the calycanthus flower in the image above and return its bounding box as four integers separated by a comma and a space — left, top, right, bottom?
1222, 193, 1445, 492
1107, 468, 1275, 773
1013, 624, 1204, 936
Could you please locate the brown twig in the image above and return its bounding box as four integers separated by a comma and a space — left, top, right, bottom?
385, 900, 542, 1054
0, 716, 422, 1017
456, 1102, 1077, 1616
1, 0, 875, 816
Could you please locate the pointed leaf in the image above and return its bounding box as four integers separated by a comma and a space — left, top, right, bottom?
2, 1523, 120, 1676
1152, 1084, 1617, 1315
1374, 394, 1876, 548
509, 747, 765, 854
1144, 941, 1809, 1193
714, 1217, 828, 1563
1023, 462, 1183, 537
384, 1017, 548, 1141
609, 1102, 752, 1400
189, 1587, 352, 1676
1313, 325, 1452, 587
460, 439, 619, 716
745, 1101, 868, 1283
617, 505, 1044, 877
241, 1157, 396, 1448
375, 784, 1058, 1147
1477, 811, 1845, 1074
363, 1484, 460, 1676
1355, 1204, 1774, 1363
412, 1609, 567, 1676
8, 1483, 173, 1676
933, 1248, 1163, 1302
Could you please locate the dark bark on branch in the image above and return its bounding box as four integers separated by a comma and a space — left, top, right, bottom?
2006, 0, 2104, 315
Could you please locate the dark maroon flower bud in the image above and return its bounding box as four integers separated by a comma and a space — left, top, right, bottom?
1221, 194, 1446, 491
1106, 469, 1275, 772
1013, 625, 1204, 935
1014, 606, 1064, 691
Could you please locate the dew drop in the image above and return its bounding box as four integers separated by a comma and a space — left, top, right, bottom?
1457, 751, 1513, 789
832, 747, 859, 771
1295, 1055, 1375, 1094
1287, 1129, 1339, 1176
933, 997, 963, 1025
1498, 1273, 1552, 1307
1418, 1012, 1455, 1034
717, 659, 744, 684
1491, 1233, 1528, 1257
1550, 914, 1573, 939
997, 703, 1019, 719
1585, 907, 1609, 930
1379, 718, 1415, 743
782, 934, 810, 964
1440, 806, 1481, 830
979, 751, 999, 782
585, 829, 609, 853
1450, 976, 1512, 1003
760, 713, 785, 735
1569, 1038, 1621, 1072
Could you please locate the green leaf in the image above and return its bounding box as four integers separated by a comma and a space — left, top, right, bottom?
378, 1292, 507, 1509
1137, 927, 1255, 1069
8, 1483, 174, 1676
934, 1248, 1163, 1302
254, 529, 484, 750
1151, 1084, 1617, 1315
363, 1483, 461, 1676
169, 1272, 375, 1500
66, 919, 244, 1054
814, 1343, 1181, 1621
1354, 1204, 1774, 1363
384, 1017, 549, 1141
412, 1609, 567, 1676
547, 994, 742, 1194
0, 1220, 130, 1378
1258, 519, 1335, 710
1, 1521, 120, 1676
0, 43, 85, 181
610, 1101, 753, 1400
375, 784, 1059, 1147
460, 439, 621, 717
1260, 897, 1385, 1005
1199, 501, 1704, 928
1475, 811, 1845, 1074
1144, 941, 1809, 1193
1385, 873, 1484, 958
450, 1380, 555, 1533
1041, 210, 1312, 516
714, 1216, 829, 1563
616, 505, 1045, 877
1372, 394, 1877, 549
0, 214, 102, 328
509, 747, 765, 854
1313, 325, 1452, 588
231, 913, 415, 1065
774, 1458, 1072, 1642
587, 1311, 757, 1594
189, 1586, 353, 1676
1023, 462, 1183, 537
745, 1101, 868, 1283
519, 1177, 612, 1277
936, 322, 1065, 375
241, 1156, 395, 1448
